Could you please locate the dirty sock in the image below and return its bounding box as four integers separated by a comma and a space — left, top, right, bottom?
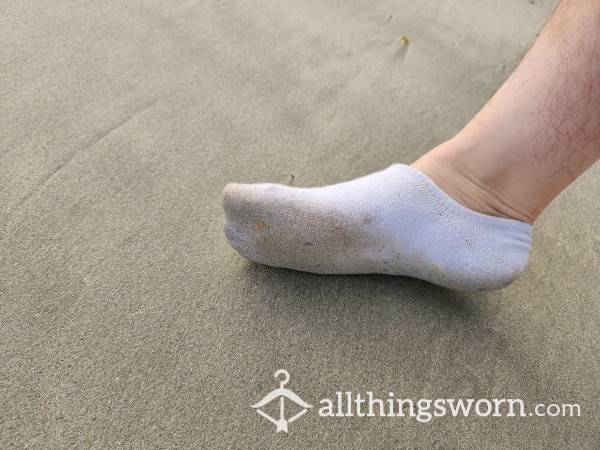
222, 164, 533, 291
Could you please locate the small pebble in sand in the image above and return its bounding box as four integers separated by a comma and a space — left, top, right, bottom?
397, 35, 410, 46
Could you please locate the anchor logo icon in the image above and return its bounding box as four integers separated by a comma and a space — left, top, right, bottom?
251, 369, 312, 433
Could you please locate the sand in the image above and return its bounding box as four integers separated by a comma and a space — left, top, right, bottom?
1, 0, 599, 448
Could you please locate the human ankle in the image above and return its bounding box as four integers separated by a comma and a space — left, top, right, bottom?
411, 139, 537, 224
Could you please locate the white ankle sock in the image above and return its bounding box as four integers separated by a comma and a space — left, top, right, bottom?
223, 164, 533, 291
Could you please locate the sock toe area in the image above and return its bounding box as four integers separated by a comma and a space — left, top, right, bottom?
223, 182, 382, 273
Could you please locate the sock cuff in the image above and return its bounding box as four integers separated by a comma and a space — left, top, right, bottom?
392, 164, 533, 235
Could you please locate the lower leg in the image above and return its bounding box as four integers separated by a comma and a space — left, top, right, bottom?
222, 0, 600, 290
413, 0, 600, 224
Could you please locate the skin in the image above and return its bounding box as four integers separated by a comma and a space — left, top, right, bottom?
412, 0, 600, 224
223, 0, 598, 289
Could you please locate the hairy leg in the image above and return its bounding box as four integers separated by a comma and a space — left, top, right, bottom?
413, 0, 600, 224
222, 0, 599, 290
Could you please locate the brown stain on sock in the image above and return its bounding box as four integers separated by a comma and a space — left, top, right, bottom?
433, 264, 445, 276
223, 183, 382, 274
253, 220, 267, 231
252, 200, 377, 273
